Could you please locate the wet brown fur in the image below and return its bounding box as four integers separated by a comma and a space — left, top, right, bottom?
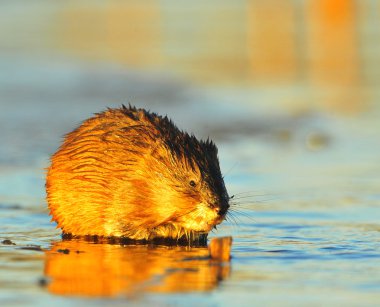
46, 105, 229, 242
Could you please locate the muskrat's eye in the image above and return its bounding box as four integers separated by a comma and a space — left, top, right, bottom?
189, 180, 196, 187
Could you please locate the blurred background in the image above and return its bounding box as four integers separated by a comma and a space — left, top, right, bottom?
1, 1, 380, 306
1, 0, 379, 200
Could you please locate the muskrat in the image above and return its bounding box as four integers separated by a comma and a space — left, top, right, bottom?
46, 105, 230, 243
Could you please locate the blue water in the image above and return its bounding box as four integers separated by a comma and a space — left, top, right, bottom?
1, 51, 380, 307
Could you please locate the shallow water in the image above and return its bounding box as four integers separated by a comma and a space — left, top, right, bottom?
1, 1, 380, 306
1, 59, 380, 306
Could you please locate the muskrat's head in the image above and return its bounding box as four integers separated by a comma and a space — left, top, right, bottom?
120, 109, 229, 238
139, 114, 230, 237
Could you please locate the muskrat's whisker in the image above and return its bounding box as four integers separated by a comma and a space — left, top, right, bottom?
232, 190, 271, 195
231, 202, 266, 209
231, 195, 277, 203
232, 195, 268, 201
228, 207, 247, 215
226, 211, 252, 231
225, 212, 240, 226
229, 195, 276, 207
232, 190, 279, 197
228, 207, 255, 222
229, 205, 256, 212
232, 190, 282, 201
222, 162, 239, 179
231, 200, 266, 207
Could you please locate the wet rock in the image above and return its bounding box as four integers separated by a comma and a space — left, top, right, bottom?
2, 239, 16, 245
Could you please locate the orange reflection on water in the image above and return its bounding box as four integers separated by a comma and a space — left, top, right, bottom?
54, 1, 368, 113
306, 0, 364, 113
247, 0, 298, 82
306, 0, 358, 85
44, 240, 230, 297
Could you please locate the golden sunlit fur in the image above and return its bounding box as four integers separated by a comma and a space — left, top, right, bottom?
46, 105, 229, 242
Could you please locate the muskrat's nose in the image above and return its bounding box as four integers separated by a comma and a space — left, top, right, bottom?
211, 202, 229, 216
217, 204, 229, 216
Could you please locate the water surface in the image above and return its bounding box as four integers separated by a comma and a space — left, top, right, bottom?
1, 1, 380, 306
1, 71, 379, 305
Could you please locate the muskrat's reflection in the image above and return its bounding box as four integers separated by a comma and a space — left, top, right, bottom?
44, 240, 230, 297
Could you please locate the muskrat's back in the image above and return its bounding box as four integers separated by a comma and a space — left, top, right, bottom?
46, 105, 229, 242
